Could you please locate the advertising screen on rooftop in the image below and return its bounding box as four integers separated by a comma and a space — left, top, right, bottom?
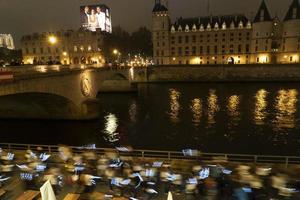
80, 5, 112, 33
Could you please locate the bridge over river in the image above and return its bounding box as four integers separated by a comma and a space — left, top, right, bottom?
0, 65, 147, 120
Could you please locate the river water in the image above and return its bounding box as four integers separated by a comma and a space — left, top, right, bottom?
1, 82, 300, 156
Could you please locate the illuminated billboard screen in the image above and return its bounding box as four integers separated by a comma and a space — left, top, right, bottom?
80, 5, 112, 33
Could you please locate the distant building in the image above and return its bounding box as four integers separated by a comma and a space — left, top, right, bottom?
20, 29, 105, 65
0, 34, 15, 50
152, 0, 300, 65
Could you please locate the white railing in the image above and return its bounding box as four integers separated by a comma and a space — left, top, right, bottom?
0, 143, 299, 168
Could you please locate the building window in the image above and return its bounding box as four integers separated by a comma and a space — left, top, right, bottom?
192, 46, 196, 55
178, 47, 182, 55
265, 46, 268, 51
255, 46, 258, 52
33, 48, 36, 54
171, 47, 175, 55
192, 35, 196, 43
238, 45, 242, 53
200, 46, 203, 54
178, 36, 182, 44
161, 50, 164, 56
156, 50, 159, 56
185, 47, 189, 55
293, 8, 297, 19
157, 42, 160, 47
162, 42, 165, 47
257, 57, 259, 63
40, 47, 44, 54
185, 36, 189, 43
246, 44, 250, 53
290, 56, 293, 62
214, 45, 218, 54
207, 46, 210, 54
48, 47, 51, 53
55, 48, 59, 53
230, 45, 234, 53
171, 36, 175, 44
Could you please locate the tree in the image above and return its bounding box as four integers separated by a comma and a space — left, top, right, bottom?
102, 26, 152, 63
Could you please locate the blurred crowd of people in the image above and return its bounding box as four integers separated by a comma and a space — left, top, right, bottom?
0, 146, 299, 199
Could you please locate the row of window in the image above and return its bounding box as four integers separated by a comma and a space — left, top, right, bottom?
160, 45, 251, 56
23, 45, 98, 54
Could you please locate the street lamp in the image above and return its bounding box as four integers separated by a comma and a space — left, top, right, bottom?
48, 35, 57, 45
48, 35, 58, 65
112, 49, 121, 66
113, 49, 118, 55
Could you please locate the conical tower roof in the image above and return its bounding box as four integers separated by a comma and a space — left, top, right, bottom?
253, 0, 272, 22
284, 0, 300, 21
153, 0, 168, 12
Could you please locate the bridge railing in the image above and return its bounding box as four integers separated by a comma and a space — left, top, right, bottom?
0, 143, 299, 167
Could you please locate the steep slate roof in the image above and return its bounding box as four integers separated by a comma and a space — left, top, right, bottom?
152, 3, 168, 12
173, 14, 249, 29
253, 0, 272, 22
284, 0, 300, 21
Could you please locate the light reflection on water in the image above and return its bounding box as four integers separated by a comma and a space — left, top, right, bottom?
273, 89, 298, 130
190, 98, 202, 127
227, 95, 241, 127
207, 89, 220, 126
103, 113, 119, 143
97, 84, 300, 155
254, 89, 268, 125
169, 88, 181, 123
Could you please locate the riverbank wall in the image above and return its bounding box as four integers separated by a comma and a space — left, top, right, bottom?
139, 64, 300, 82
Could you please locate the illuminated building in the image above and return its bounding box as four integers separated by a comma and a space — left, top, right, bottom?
0, 34, 15, 50
152, 0, 300, 65
20, 29, 105, 65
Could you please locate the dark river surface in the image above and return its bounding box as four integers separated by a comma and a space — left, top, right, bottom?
1, 82, 300, 156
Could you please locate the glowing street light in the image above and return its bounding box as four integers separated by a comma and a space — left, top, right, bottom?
48, 35, 57, 45
113, 49, 119, 55
62, 52, 67, 56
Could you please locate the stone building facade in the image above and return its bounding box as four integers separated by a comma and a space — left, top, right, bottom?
0, 34, 15, 50
21, 29, 105, 65
152, 0, 300, 65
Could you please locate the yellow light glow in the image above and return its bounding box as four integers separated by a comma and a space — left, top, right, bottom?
254, 89, 268, 125
259, 55, 269, 63
62, 52, 67, 56
191, 57, 201, 64
113, 49, 118, 55
274, 89, 298, 130
207, 89, 219, 126
169, 88, 181, 123
48, 36, 57, 45
190, 98, 202, 127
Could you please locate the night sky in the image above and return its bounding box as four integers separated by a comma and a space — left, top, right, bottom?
0, 0, 292, 47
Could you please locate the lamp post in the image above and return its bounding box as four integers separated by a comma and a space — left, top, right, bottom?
113, 49, 121, 67
48, 35, 57, 65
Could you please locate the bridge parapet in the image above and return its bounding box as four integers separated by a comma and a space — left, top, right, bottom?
0, 65, 147, 119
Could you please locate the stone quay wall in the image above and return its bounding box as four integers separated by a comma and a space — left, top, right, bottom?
141, 64, 300, 82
